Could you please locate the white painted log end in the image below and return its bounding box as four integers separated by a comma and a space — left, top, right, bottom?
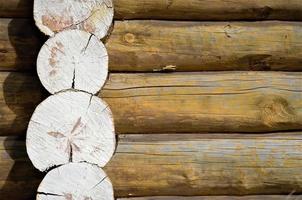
37, 30, 108, 95
26, 90, 116, 172
34, 0, 113, 39
37, 163, 114, 200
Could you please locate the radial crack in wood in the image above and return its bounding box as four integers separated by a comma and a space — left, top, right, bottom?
34, 0, 113, 39
36, 163, 114, 200
26, 90, 115, 171
37, 30, 108, 94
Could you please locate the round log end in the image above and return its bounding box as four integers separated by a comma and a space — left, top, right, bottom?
34, 0, 113, 39
37, 30, 108, 95
26, 90, 116, 172
37, 163, 114, 200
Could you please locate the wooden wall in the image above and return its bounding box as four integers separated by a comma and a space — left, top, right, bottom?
0, 0, 301, 199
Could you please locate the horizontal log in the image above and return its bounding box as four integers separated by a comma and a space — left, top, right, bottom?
108, 20, 302, 71
117, 196, 302, 200
1, 133, 302, 199
1, 72, 302, 136
1, 0, 302, 21
2, 19, 302, 72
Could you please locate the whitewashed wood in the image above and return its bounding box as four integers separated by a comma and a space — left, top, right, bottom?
34, 0, 113, 39
37, 163, 114, 200
37, 30, 108, 94
26, 90, 115, 171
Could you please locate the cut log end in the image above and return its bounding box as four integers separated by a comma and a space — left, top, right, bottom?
37, 30, 108, 95
26, 90, 116, 172
37, 163, 114, 200
34, 0, 113, 39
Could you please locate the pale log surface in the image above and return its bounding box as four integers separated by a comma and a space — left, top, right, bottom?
34, 0, 113, 39
37, 163, 114, 200
2, 0, 302, 21
27, 91, 115, 171
0, 72, 302, 136
2, 19, 302, 72
37, 30, 108, 94
1, 133, 302, 199
108, 21, 302, 71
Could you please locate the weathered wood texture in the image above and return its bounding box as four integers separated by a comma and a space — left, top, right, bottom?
107, 21, 302, 71
2, 0, 302, 21
2, 19, 302, 72
1, 133, 302, 199
1, 72, 301, 136
118, 196, 302, 200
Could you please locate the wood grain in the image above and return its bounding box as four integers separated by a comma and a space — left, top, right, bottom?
108, 20, 302, 71
1, 0, 302, 21
1, 72, 301, 136
2, 19, 302, 72
1, 133, 302, 199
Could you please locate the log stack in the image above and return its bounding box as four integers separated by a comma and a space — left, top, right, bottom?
0, 0, 302, 200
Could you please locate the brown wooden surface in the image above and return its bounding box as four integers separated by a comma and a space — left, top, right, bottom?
1, 0, 302, 21
107, 20, 302, 71
117, 196, 302, 200
2, 19, 302, 72
0, 72, 301, 136
1, 133, 302, 199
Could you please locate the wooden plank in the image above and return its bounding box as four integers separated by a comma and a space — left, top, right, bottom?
1, 0, 302, 21
1, 133, 302, 199
117, 196, 302, 200
2, 19, 302, 72
0, 72, 301, 136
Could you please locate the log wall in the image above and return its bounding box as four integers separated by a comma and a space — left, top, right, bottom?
0, 0, 301, 199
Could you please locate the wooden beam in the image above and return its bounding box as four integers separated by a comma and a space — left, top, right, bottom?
2, 19, 302, 72
0, 72, 301, 136
107, 20, 302, 71
1, 133, 302, 199
1, 0, 302, 21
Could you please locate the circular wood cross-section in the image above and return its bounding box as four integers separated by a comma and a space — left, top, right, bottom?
26, 90, 115, 171
37, 163, 114, 200
34, 0, 113, 39
37, 30, 108, 94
